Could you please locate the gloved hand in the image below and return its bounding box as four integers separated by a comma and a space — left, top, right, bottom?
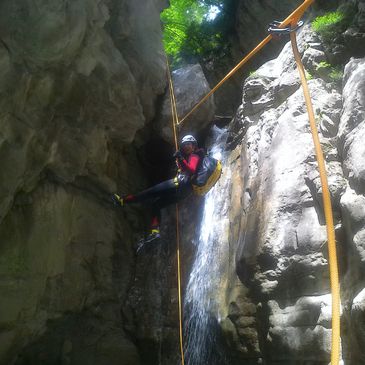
173, 150, 183, 160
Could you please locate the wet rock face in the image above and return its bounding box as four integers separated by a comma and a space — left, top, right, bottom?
0, 0, 167, 364
220, 24, 357, 364
0, 0, 167, 219
339, 58, 365, 365
235, 0, 303, 59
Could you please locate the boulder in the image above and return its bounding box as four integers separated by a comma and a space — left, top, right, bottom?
156, 64, 215, 144
266, 295, 332, 361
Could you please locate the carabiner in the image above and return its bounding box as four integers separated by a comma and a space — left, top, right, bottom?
268, 20, 304, 36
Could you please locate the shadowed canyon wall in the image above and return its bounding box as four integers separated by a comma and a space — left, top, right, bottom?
0, 1, 168, 364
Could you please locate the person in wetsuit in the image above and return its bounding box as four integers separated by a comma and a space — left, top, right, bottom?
112, 135, 203, 243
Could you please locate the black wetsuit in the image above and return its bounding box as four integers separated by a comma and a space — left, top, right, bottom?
124, 152, 201, 227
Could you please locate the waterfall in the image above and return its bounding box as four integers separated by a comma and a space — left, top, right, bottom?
183, 126, 231, 365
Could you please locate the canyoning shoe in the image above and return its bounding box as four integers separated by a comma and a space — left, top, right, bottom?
145, 230, 161, 243
112, 193, 124, 207
136, 230, 161, 253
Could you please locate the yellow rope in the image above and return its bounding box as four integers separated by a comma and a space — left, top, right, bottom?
179, 0, 315, 126
179, 35, 273, 125
166, 58, 185, 365
167, 63, 179, 150
175, 204, 184, 365
290, 30, 340, 365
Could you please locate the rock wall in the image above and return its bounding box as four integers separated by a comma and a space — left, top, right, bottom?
0, 1, 168, 364
339, 57, 365, 365
217, 21, 365, 365
155, 63, 215, 143
1, 0, 365, 364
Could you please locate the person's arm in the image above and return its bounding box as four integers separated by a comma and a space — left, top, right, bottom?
180, 154, 200, 174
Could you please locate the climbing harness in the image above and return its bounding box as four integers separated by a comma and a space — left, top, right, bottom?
164, 1, 340, 364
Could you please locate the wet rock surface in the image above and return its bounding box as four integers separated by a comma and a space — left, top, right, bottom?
339, 57, 365, 365
156, 63, 215, 144
0, 0, 167, 364
218, 24, 364, 364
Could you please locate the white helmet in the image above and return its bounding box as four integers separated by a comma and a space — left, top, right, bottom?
181, 135, 197, 146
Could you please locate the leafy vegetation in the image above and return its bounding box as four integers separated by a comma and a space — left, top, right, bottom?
305, 70, 313, 80
248, 70, 257, 77
312, 11, 345, 42
328, 67, 343, 82
312, 11, 344, 33
316, 61, 331, 69
161, 0, 236, 66
316, 61, 343, 83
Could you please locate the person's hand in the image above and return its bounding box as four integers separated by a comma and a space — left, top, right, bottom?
173, 150, 183, 159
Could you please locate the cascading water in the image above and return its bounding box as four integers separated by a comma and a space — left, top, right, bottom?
183, 126, 231, 365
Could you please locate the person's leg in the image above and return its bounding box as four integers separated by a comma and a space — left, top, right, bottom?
141, 184, 185, 244
147, 180, 192, 234
113, 179, 177, 206
148, 191, 177, 233
131, 179, 177, 203
135, 180, 195, 249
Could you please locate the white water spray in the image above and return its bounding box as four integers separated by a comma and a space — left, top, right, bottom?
183, 126, 231, 365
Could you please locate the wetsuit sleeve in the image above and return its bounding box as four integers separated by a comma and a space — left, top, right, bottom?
180, 154, 200, 174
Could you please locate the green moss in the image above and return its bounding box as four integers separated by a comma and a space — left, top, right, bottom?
305, 70, 313, 80
317, 61, 331, 69
329, 68, 343, 82
312, 11, 346, 42
315, 61, 343, 83
312, 11, 344, 32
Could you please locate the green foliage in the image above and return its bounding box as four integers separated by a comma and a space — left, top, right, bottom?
317, 61, 331, 69
312, 11, 344, 33
329, 68, 343, 82
315, 61, 343, 83
312, 11, 345, 41
161, 0, 206, 61
161, 0, 234, 66
305, 70, 313, 80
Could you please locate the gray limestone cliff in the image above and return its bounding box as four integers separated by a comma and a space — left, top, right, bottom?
0, 1, 216, 364
216, 22, 365, 365
0, 1, 168, 364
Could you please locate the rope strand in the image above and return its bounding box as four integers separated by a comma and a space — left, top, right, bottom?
179, 0, 315, 125
290, 30, 340, 365
166, 58, 185, 365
